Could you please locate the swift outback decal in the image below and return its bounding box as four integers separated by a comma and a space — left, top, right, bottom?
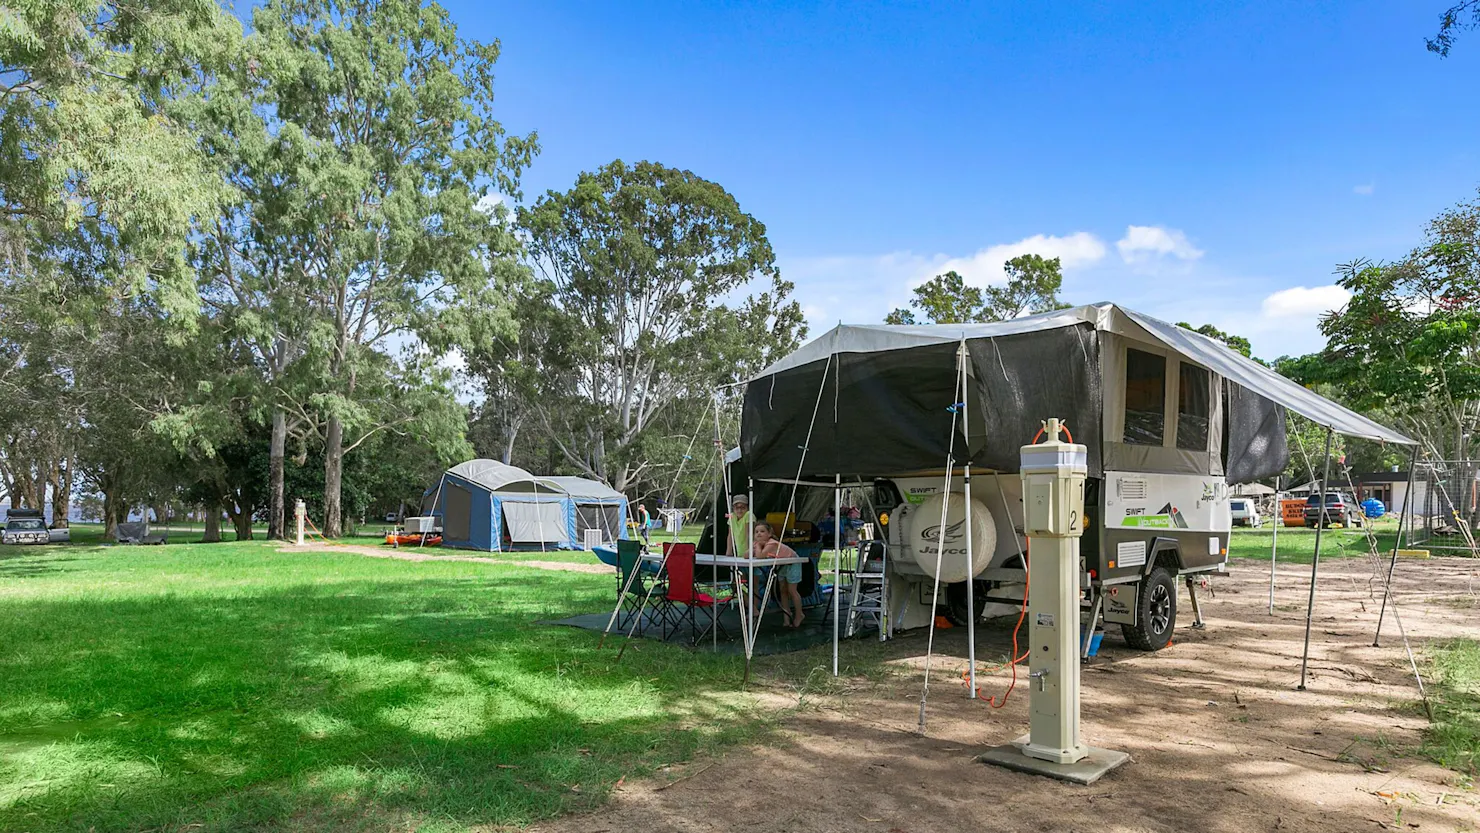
1120, 503, 1189, 529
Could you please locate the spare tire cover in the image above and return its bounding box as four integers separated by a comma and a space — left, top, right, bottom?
910, 492, 997, 583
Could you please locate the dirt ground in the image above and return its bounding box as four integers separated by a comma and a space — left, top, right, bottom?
287, 542, 613, 574
530, 556, 1480, 833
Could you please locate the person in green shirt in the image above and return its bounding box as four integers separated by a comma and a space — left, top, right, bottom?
726, 495, 752, 558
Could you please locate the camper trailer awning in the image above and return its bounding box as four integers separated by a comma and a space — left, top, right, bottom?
750, 303, 1414, 447
1117, 308, 1413, 446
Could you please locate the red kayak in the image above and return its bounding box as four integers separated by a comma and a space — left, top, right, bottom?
384, 532, 442, 546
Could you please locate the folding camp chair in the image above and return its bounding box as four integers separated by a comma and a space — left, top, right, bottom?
654, 543, 732, 644
615, 539, 659, 635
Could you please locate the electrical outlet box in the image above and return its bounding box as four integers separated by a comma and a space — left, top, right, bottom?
1019, 435, 1087, 539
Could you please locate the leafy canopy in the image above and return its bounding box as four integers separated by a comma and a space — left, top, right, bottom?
1291, 190, 1480, 460
0, 0, 241, 317
885, 254, 1069, 325
507, 159, 804, 491
1429, 1, 1480, 56
1177, 322, 1253, 358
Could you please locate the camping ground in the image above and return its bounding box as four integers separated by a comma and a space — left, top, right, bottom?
1, 532, 1478, 832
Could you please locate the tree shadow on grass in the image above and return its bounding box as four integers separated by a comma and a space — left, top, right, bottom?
0, 570, 759, 832
0, 556, 76, 578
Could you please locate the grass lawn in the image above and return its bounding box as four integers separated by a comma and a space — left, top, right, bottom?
0, 538, 787, 832
1227, 521, 1406, 564
1423, 638, 1480, 779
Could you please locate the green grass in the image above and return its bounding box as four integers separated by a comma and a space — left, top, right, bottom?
1422, 638, 1480, 777
0, 538, 782, 832
1228, 522, 1404, 564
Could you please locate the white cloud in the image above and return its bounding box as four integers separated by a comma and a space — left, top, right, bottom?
1353, 183, 1375, 196
1260, 285, 1351, 319
1116, 225, 1204, 264
934, 232, 1108, 288
476, 193, 514, 224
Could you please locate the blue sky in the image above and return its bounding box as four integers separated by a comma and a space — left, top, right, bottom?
445, 1, 1480, 360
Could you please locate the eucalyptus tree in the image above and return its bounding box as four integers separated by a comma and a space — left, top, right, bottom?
512, 159, 804, 492
198, 0, 534, 536
886, 255, 1068, 325
0, 0, 239, 316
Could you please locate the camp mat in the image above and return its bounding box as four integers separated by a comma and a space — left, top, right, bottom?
542, 594, 876, 656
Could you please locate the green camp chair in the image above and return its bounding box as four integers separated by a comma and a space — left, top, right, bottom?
616, 539, 658, 635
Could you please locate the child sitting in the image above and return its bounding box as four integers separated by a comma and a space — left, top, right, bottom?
752, 521, 806, 629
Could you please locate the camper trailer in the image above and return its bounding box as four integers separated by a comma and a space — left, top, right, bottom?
735, 303, 1409, 652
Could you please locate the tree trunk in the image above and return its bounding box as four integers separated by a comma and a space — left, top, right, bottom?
324, 415, 344, 537
11, 470, 38, 510
233, 507, 253, 541
203, 501, 222, 543
268, 408, 286, 539
102, 486, 120, 539
501, 414, 522, 465
51, 456, 72, 528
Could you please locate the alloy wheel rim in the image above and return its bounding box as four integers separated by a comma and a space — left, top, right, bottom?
1150, 583, 1171, 633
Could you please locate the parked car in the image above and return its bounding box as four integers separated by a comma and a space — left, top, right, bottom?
3, 515, 50, 545
1304, 492, 1365, 528
1229, 498, 1262, 527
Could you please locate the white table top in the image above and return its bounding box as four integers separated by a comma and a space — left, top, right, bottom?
641, 551, 809, 567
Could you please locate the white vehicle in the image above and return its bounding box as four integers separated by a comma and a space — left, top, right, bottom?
730, 303, 1412, 653
1229, 498, 1262, 527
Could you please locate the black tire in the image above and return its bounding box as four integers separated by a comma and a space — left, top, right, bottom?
945, 579, 990, 626
1122, 567, 1177, 651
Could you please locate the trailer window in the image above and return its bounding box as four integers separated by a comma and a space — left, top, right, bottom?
1123, 348, 1166, 446
1177, 363, 1211, 451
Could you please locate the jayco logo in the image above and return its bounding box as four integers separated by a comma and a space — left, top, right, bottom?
919, 518, 966, 542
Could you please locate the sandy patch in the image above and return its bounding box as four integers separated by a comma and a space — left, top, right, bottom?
531, 555, 1480, 833
281, 542, 613, 574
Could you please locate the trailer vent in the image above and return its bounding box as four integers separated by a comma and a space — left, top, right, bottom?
1120, 479, 1148, 501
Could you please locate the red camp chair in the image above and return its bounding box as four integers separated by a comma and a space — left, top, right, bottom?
655, 542, 732, 644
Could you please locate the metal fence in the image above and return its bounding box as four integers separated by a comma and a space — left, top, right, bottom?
1418, 460, 1480, 554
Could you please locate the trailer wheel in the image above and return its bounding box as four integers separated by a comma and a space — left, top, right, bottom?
1122, 567, 1177, 651
944, 579, 990, 626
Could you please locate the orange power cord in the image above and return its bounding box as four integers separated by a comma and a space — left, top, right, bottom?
962, 542, 1031, 708
965, 420, 1074, 709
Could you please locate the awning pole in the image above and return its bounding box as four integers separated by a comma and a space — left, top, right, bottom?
916, 457, 954, 733
745, 478, 755, 684
424, 475, 446, 548
959, 338, 977, 699
833, 473, 842, 677
1268, 475, 1279, 615
1373, 445, 1420, 646
964, 463, 977, 698
1297, 427, 1334, 691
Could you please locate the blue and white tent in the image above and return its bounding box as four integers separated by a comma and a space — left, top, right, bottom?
425, 460, 629, 551
543, 475, 629, 548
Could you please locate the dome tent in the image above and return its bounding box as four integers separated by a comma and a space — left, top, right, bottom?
542, 475, 630, 548
424, 460, 629, 551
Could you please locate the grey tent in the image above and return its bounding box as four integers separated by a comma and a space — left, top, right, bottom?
542, 475, 630, 547
427, 459, 571, 550
425, 460, 631, 551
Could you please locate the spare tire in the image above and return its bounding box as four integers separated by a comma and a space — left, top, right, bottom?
908, 492, 997, 584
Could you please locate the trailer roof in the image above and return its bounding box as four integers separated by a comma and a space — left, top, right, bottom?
752, 302, 1413, 446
